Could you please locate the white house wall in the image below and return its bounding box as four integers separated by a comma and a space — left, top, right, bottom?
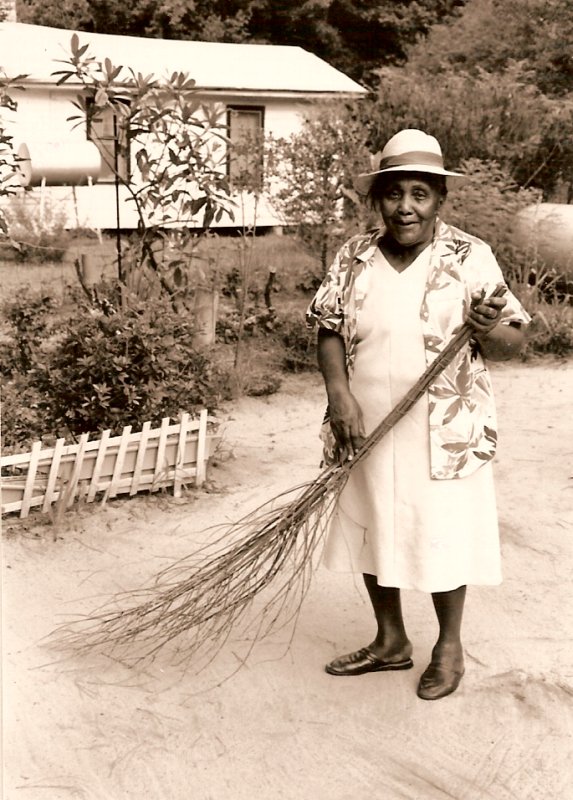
4, 84, 319, 230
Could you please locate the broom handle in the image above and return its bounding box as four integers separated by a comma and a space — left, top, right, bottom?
347, 284, 507, 469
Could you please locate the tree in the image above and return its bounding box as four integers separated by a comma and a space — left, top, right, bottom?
325, 0, 467, 81
268, 105, 371, 272
17, 0, 255, 41
17, 1, 469, 86
360, 64, 573, 200
406, 0, 573, 97
55, 33, 234, 306
0, 72, 25, 236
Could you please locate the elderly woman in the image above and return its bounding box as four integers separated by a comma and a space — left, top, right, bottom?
306, 129, 529, 700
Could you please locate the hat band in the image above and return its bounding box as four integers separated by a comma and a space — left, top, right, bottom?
379, 150, 444, 171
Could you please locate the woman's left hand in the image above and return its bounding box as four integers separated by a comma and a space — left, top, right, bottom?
467, 291, 507, 334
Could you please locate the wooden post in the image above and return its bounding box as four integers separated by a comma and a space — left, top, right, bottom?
192, 287, 219, 348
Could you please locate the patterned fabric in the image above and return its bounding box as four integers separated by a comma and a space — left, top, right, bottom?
306, 219, 530, 479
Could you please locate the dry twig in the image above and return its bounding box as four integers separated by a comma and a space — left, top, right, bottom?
53, 286, 505, 664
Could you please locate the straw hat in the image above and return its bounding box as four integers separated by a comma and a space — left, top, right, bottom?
354, 129, 465, 195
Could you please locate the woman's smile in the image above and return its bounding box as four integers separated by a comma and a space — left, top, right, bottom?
379, 177, 444, 252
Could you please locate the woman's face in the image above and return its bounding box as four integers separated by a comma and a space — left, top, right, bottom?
377, 176, 444, 250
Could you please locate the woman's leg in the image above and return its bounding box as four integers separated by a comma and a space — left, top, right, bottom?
417, 584, 466, 700
325, 574, 412, 675
363, 574, 412, 660
431, 584, 466, 659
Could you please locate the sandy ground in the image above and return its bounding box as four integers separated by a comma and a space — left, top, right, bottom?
3, 361, 573, 800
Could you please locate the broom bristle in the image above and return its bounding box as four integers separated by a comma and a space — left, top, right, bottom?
53, 465, 348, 664
52, 286, 506, 665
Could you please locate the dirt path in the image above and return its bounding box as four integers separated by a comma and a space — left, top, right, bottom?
3, 362, 573, 800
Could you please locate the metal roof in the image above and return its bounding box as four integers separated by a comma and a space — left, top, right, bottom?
0, 22, 367, 96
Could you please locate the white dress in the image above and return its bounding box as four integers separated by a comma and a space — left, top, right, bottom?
322, 247, 502, 593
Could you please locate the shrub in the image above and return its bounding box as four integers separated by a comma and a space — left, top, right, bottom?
0, 285, 235, 451
445, 158, 542, 277
4, 196, 71, 263
273, 310, 317, 373
522, 301, 573, 358
0, 377, 53, 452
0, 288, 61, 375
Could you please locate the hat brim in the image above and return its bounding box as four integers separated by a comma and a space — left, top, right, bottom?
354, 165, 467, 195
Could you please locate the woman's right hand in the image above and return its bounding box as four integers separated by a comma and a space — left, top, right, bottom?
328, 389, 366, 462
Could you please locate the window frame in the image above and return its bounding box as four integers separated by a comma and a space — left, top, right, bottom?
86, 98, 131, 184
226, 104, 265, 190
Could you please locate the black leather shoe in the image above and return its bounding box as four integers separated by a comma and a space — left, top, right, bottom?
417, 661, 465, 700
325, 647, 414, 676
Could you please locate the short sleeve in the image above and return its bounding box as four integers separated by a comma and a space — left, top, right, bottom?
465, 242, 531, 327
305, 247, 346, 334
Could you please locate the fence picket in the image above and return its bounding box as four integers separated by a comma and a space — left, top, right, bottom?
173, 414, 189, 498
87, 428, 111, 502
2, 412, 219, 518
152, 418, 170, 492
20, 441, 42, 518
42, 438, 66, 512
130, 421, 152, 496
108, 426, 132, 499
195, 409, 208, 487
65, 433, 90, 507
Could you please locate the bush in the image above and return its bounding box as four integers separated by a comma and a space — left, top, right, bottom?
521, 298, 573, 358
0, 285, 235, 452
0, 377, 53, 452
445, 159, 542, 278
4, 196, 71, 263
273, 310, 317, 373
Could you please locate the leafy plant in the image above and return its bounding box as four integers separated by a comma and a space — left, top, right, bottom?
273, 310, 317, 373
53, 34, 235, 305
0, 288, 60, 374
444, 158, 542, 282
362, 65, 573, 201
3, 195, 71, 262
0, 70, 26, 237
523, 302, 573, 357
267, 106, 371, 273
0, 285, 234, 451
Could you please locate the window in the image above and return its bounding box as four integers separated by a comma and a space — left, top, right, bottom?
86, 100, 130, 183
226, 105, 264, 190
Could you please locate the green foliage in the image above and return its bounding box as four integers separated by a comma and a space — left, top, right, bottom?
0, 286, 234, 451
523, 303, 573, 358
0, 376, 52, 452
57, 34, 233, 232
361, 66, 573, 200
444, 159, 542, 279
18, 0, 253, 42
0, 288, 60, 374
268, 106, 371, 272
325, 0, 467, 82
407, 0, 573, 97
273, 310, 317, 373
4, 196, 71, 262
17, 0, 467, 86
0, 70, 25, 236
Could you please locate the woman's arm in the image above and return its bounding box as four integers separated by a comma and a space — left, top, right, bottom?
467, 291, 526, 361
317, 328, 365, 458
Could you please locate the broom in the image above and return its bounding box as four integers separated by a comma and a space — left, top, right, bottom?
55, 285, 506, 664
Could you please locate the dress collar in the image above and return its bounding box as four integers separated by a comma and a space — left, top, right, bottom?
355, 218, 455, 264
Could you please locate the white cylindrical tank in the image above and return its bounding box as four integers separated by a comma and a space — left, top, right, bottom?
17, 141, 102, 186
513, 203, 573, 277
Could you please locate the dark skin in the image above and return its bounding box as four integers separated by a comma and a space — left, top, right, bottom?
318, 175, 525, 678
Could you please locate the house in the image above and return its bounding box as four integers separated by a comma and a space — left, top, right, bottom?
0, 21, 366, 230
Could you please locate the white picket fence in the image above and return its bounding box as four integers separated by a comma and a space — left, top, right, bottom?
1, 410, 220, 519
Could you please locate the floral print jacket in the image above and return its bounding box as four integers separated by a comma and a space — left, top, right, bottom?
306, 219, 530, 479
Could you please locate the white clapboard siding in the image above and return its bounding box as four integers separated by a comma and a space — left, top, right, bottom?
1, 412, 219, 518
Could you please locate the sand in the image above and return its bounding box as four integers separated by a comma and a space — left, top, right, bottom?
3, 361, 573, 800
